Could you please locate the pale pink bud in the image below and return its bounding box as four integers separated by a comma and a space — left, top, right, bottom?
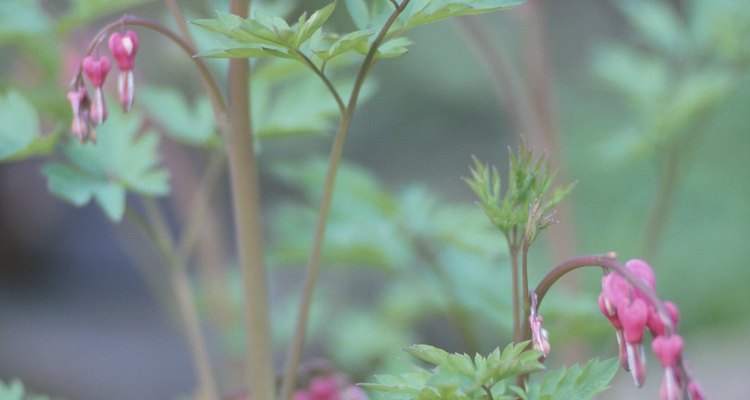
529, 314, 550, 359
108, 31, 139, 70
82, 56, 110, 87
67, 86, 95, 142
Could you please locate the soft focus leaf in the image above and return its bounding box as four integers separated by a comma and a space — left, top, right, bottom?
0, 0, 52, 42
397, 0, 526, 32
521, 358, 619, 400
43, 106, 168, 222
346, 0, 371, 29
0, 90, 40, 160
139, 86, 217, 146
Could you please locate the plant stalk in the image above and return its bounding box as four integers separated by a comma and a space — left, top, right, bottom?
279, 3, 411, 400
225, 1, 275, 400
140, 198, 220, 400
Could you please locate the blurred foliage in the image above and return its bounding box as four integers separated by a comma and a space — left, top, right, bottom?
1, 0, 750, 398
592, 0, 750, 161
0, 379, 53, 400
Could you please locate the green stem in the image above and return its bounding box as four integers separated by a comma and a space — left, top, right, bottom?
642, 148, 681, 260
280, 3, 411, 400
294, 49, 345, 114
140, 198, 220, 400
224, 2, 275, 400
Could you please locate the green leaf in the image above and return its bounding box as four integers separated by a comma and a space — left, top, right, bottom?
138, 86, 217, 146
522, 358, 619, 400
616, 0, 687, 55
42, 106, 169, 222
0, 90, 40, 160
377, 37, 413, 58
316, 29, 374, 61
405, 344, 450, 366
368, 342, 543, 400
295, 3, 337, 48
398, 0, 526, 32
194, 3, 336, 59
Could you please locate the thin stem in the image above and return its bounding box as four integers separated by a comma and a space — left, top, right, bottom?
294, 49, 346, 114
175, 150, 227, 267
140, 198, 220, 400
532, 253, 676, 334
225, 2, 275, 400
642, 148, 681, 259
280, 3, 411, 400
164, 0, 195, 48
510, 230, 520, 345
521, 240, 530, 336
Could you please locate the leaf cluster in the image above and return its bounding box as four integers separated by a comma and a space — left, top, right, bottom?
465, 144, 573, 246
193, 0, 529, 64
514, 358, 619, 400
364, 343, 544, 400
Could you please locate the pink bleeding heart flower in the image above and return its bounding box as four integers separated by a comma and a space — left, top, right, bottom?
82, 56, 111, 125
653, 335, 684, 400
652, 334, 684, 368
617, 298, 649, 387
82, 56, 111, 87
340, 386, 368, 400
309, 376, 341, 400
108, 31, 139, 111
67, 85, 95, 143
108, 31, 139, 70
648, 301, 681, 337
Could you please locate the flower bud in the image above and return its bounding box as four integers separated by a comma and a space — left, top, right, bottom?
67, 86, 96, 143
652, 334, 684, 368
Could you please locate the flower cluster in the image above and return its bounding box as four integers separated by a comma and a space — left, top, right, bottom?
67, 30, 139, 143
293, 375, 368, 400
598, 259, 704, 400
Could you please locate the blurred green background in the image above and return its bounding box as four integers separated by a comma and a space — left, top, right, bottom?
0, 0, 748, 399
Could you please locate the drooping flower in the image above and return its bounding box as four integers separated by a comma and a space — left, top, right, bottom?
648, 300, 681, 337
618, 298, 649, 387
653, 335, 684, 400
67, 85, 95, 143
82, 55, 111, 125
108, 30, 139, 111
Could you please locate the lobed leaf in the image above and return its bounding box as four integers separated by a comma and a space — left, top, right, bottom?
42, 106, 169, 222
0, 90, 40, 160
